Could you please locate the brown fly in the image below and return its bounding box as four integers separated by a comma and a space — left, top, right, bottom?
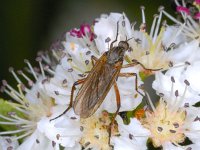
50, 20, 159, 138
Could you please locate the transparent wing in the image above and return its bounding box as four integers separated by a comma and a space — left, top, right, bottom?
73, 55, 121, 118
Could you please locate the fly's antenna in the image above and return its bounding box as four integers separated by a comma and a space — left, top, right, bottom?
126, 37, 134, 42
109, 20, 120, 50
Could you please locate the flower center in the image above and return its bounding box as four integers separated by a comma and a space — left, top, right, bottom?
80, 111, 118, 150
142, 100, 186, 147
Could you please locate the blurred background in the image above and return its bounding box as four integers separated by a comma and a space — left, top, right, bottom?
0, 0, 176, 85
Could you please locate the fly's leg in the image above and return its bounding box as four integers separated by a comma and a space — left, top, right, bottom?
50, 78, 85, 121
91, 55, 98, 66
127, 59, 163, 71
85, 55, 99, 74
108, 81, 121, 144
110, 21, 119, 49
119, 73, 144, 97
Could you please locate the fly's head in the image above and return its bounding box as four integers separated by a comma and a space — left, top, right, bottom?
118, 41, 129, 50
107, 41, 130, 64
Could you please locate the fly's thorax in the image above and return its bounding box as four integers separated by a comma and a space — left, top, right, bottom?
107, 46, 126, 64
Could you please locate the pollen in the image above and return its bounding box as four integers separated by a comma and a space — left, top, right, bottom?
80, 111, 118, 150
70, 42, 76, 51
141, 100, 186, 147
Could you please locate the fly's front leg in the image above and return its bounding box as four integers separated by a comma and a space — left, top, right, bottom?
91, 55, 98, 66
110, 21, 119, 49
119, 72, 144, 97
131, 59, 162, 71
85, 55, 98, 74
50, 78, 85, 121
108, 81, 121, 144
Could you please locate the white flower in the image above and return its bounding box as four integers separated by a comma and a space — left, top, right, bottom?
0, 59, 80, 149
53, 111, 119, 150
114, 97, 200, 149
153, 60, 200, 106
161, 0, 200, 42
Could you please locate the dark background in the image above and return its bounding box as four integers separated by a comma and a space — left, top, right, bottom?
0, 0, 175, 85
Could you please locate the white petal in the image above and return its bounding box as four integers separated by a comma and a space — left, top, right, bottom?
162, 26, 187, 47
37, 108, 81, 147
162, 142, 183, 150
168, 40, 200, 64
153, 70, 200, 106
112, 136, 147, 150
0, 136, 19, 150
185, 121, 200, 144
184, 61, 200, 92
64, 143, 81, 150
111, 116, 150, 149
17, 130, 59, 150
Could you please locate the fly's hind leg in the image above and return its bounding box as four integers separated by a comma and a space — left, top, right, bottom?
108, 81, 121, 144
50, 78, 85, 121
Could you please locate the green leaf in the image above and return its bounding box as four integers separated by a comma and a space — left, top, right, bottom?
0, 98, 26, 131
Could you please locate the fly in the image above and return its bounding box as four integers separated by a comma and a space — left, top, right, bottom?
50, 20, 159, 142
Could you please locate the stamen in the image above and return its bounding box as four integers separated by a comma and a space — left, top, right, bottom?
11, 130, 33, 141
145, 92, 156, 112
17, 70, 34, 87
170, 76, 175, 99
52, 50, 60, 61
0, 114, 19, 122
36, 57, 45, 78
2, 80, 21, 98
153, 6, 164, 42
44, 65, 55, 75
140, 6, 146, 24
24, 59, 38, 81
0, 128, 29, 135
9, 67, 22, 84
150, 14, 158, 38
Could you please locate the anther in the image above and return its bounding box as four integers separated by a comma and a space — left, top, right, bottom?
153, 14, 158, 18
8, 67, 14, 72
158, 6, 165, 12
85, 60, 89, 65
169, 129, 176, 133
105, 37, 111, 43
157, 126, 163, 132
159, 93, 164, 97
7, 146, 13, 150
140, 6, 145, 10
169, 61, 173, 67
0, 86, 5, 93
5, 138, 12, 144
56, 134, 60, 140
175, 90, 179, 97
194, 116, 200, 122
52, 141, 56, 147
185, 61, 191, 65
7, 112, 16, 116
184, 80, 190, 86
36, 57, 42, 62
129, 133, 133, 140
173, 122, 179, 128
171, 76, 175, 83
84, 142, 90, 147
36, 139, 40, 143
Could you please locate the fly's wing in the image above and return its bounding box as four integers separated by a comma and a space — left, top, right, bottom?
73, 55, 121, 118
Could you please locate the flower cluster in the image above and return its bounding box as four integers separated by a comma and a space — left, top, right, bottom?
1, 1, 200, 150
